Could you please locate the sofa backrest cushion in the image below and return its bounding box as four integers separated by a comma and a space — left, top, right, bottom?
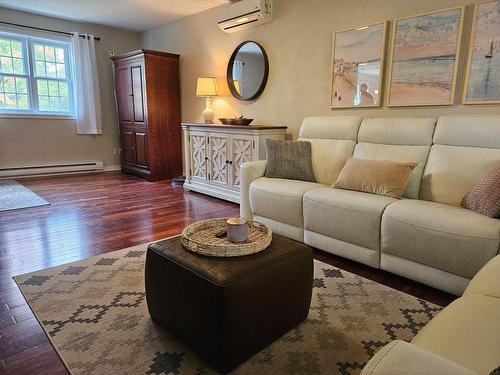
354, 118, 436, 199
420, 116, 500, 206
299, 116, 362, 185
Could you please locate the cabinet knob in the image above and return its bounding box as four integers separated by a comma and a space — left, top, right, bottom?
225, 160, 229, 164
229, 161, 233, 165
204, 157, 208, 161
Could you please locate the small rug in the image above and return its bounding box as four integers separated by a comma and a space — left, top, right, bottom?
0, 180, 49, 212
14, 241, 442, 375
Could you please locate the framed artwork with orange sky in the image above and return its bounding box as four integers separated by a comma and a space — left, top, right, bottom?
387, 7, 464, 107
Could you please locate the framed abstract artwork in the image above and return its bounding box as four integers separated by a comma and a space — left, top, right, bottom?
387, 7, 464, 106
331, 22, 387, 108
463, 0, 500, 104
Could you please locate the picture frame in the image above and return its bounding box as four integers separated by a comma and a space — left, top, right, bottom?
463, 0, 500, 105
387, 6, 465, 107
330, 21, 388, 108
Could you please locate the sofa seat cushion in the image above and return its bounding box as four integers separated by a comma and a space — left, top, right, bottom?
249, 178, 327, 227
381, 200, 500, 279
412, 295, 500, 375
465, 255, 500, 299
304, 188, 397, 250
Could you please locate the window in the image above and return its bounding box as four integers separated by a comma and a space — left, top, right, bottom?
0, 32, 73, 116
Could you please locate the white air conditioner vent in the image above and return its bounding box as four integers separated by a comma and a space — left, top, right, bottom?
218, 0, 273, 33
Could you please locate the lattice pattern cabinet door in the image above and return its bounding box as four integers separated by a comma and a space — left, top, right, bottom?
190, 133, 208, 182
182, 123, 287, 203
230, 136, 254, 190
209, 134, 229, 187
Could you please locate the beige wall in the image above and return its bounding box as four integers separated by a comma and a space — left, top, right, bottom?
0, 8, 139, 168
141, 0, 500, 139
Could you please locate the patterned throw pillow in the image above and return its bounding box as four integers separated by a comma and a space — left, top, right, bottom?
461, 166, 500, 218
265, 139, 316, 182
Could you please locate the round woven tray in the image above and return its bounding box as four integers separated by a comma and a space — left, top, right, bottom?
181, 218, 272, 257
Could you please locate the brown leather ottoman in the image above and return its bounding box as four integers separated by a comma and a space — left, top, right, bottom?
145, 233, 313, 373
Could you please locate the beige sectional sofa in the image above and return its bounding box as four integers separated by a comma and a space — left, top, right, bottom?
361, 254, 500, 375
240, 115, 500, 295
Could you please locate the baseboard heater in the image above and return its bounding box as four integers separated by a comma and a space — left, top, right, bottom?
0, 161, 104, 178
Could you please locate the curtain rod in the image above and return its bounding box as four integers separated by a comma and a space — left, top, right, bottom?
0, 20, 101, 41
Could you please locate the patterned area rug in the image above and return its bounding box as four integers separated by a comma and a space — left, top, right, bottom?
14, 241, 442, 375
0, 180, 49, 212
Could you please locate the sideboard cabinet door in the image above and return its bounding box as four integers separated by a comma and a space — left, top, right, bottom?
190, 133, 209, 182
209, 133, 230, 188
230, 135, 254, 190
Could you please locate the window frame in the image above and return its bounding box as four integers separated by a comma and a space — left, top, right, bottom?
0, 31, 75, 118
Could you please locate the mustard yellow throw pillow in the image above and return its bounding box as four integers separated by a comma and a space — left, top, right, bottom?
333, 158, 417, 198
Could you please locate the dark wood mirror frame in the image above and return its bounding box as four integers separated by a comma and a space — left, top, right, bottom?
226, 41, 269, 101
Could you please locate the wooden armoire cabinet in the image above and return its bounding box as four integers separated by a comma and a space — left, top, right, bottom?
111, 49, 182, 181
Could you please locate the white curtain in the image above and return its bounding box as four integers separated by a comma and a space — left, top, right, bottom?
71, 32, 102, 135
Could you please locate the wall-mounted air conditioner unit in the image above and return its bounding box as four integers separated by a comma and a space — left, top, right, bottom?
218, 0, 273, 33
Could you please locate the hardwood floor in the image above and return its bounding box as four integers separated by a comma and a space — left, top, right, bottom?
0, 172, 456, 374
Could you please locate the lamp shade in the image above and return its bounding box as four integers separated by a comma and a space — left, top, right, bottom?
196, 77, 218, 97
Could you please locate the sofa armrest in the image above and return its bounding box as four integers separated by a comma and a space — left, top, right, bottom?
361, 340, 477, 375
240, 160, 267, 219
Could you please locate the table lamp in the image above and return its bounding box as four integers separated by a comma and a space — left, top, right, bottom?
196, 77, 219, 124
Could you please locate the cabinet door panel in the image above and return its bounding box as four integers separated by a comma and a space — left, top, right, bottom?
209, 134, 229, 188
115, 66, 133, 124
122, 130, 136, 164
135, 132, 148, 167
230, 136, 254, 190
131, 64, 145, 124
190, 133, 208, 181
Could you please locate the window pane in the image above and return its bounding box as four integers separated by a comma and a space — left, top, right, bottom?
0, 56, 13, 74
55, 48, 65, 63
0, 75, 31, 110
12, 58, 24, 74
45, 46, 56, 62
60, 97, 69, 111
35, 61, 46, 76
37, 79, 48, 95
11, 41, 22, 58
0, 39, 10, 56
39, 95, 49, 110
46, 62, 56, 78
5, 93, 16, 108
56, 63, 65, 78
48, 80, 59, 96
0, 38, 26, 75
37, 79, 70, 113
59, 82, 68, 96
16, 77, 27, 93
48, 96, 60, 111
34, 44, 44, 60
3, 76, 15, 92
17, 93, 29, 109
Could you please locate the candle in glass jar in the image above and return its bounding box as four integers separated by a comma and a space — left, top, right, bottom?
226, 217, 248, 243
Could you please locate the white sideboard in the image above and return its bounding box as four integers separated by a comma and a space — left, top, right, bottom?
182, 123, 287, 203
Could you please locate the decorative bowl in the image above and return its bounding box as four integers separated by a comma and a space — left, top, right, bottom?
219, 118, 254, 126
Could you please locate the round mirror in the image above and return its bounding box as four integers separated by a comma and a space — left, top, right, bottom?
227, 41, 269, 101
